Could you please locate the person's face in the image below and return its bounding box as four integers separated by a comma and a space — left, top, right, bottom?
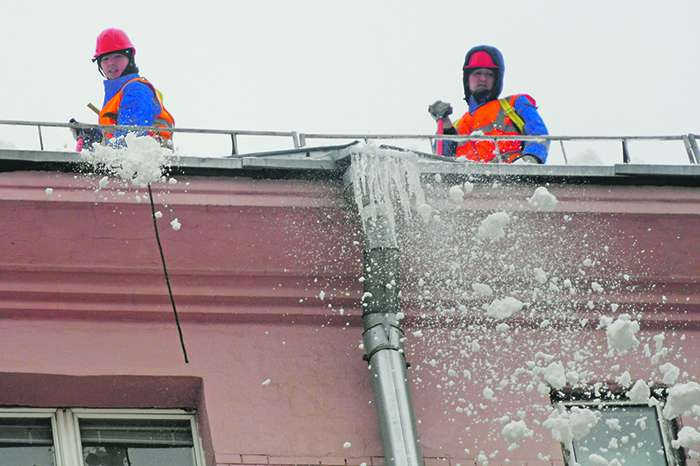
100, 52, 129, 79
468, 68, 496, 94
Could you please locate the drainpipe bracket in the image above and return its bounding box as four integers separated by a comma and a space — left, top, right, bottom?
362, 344, 410, 369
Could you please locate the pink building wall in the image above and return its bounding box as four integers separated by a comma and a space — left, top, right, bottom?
0, 168, 698, 466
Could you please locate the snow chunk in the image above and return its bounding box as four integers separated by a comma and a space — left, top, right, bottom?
605, 418, 622, 431
501, 420, 533, 443
82, 133, 171, 187
673, 426, 700, 449
496, 323, 510, 332
417, 203, 432, 223
261, 378, 271, 386
603, 314, 640, 354
343, 441, 352, 449
543, 362, 567, 390
660, 363, 680, 385
533, 267, 548, 285
616, 371, 632, 388
527, 186, 558, 212
449, 185, 464, 203
484, 297, 524, 320
663, 382, 700, 419
566, 371, 580, 385
477, 212, 510, 241
543, 406, 599, 445
568, 407, 600, 441
45, 188, 53, 195
589, 454, 622, 466
472, 283, 494, 296
627, 379, 650, 403
170, 218, 181, 230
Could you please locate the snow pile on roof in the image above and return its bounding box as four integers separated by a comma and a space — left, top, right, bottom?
570, 148, 605, 165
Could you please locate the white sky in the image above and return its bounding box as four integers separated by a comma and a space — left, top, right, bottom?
1, 0, 699, 164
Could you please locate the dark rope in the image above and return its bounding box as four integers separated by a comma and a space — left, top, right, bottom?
148, 182, 189, 363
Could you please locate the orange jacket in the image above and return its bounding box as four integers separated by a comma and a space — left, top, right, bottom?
99, 77, 175, 145
455, 94, 532, 163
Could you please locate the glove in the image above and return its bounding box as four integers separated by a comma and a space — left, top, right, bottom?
69, 119, 102, 147
428, 100, 453, 121
510, 155, 541, 164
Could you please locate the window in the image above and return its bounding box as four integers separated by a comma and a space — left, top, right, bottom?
557, 401, 685, 466
0, 409, 205, 466
0, 415, 54, 466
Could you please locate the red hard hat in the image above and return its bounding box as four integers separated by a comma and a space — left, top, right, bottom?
464, 51, 498, 69
93, 28, 135, 61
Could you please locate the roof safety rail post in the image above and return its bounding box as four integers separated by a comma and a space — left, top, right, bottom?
37, 125, 44, 151
299, 133, 306, 148
683, 134, 699, 164
622, 138, 630, 164
231, 133, 238, 156
493, 136, 502, 163
559, 140, 569, 164
292, 131, 300, 149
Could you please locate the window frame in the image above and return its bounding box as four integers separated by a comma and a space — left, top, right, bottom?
0, 408, 206, 466
557, 399, 685, 466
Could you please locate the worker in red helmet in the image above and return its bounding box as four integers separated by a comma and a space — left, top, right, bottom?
428, 45, 549, 163
71, 28, 174, 149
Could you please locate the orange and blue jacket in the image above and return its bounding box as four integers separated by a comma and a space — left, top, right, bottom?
451, 94, 546, 163
99, 74, 174, 146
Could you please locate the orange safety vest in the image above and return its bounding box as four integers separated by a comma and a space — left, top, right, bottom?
455, 94, 532, 163
99, 77, 175, 146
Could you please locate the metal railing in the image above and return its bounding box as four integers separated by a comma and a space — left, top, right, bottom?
0, 119, 698, 164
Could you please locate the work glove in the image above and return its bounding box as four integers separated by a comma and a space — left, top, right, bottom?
428, 100, 453, 121
510, 155, 541, 164
69, 119, 103, 147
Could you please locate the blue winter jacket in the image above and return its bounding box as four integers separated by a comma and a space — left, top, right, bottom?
102, 73, 162, 143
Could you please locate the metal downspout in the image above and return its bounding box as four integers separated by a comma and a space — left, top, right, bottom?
349, 166, 423, 466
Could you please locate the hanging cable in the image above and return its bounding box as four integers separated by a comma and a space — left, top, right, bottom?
148, 182, 189, 363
